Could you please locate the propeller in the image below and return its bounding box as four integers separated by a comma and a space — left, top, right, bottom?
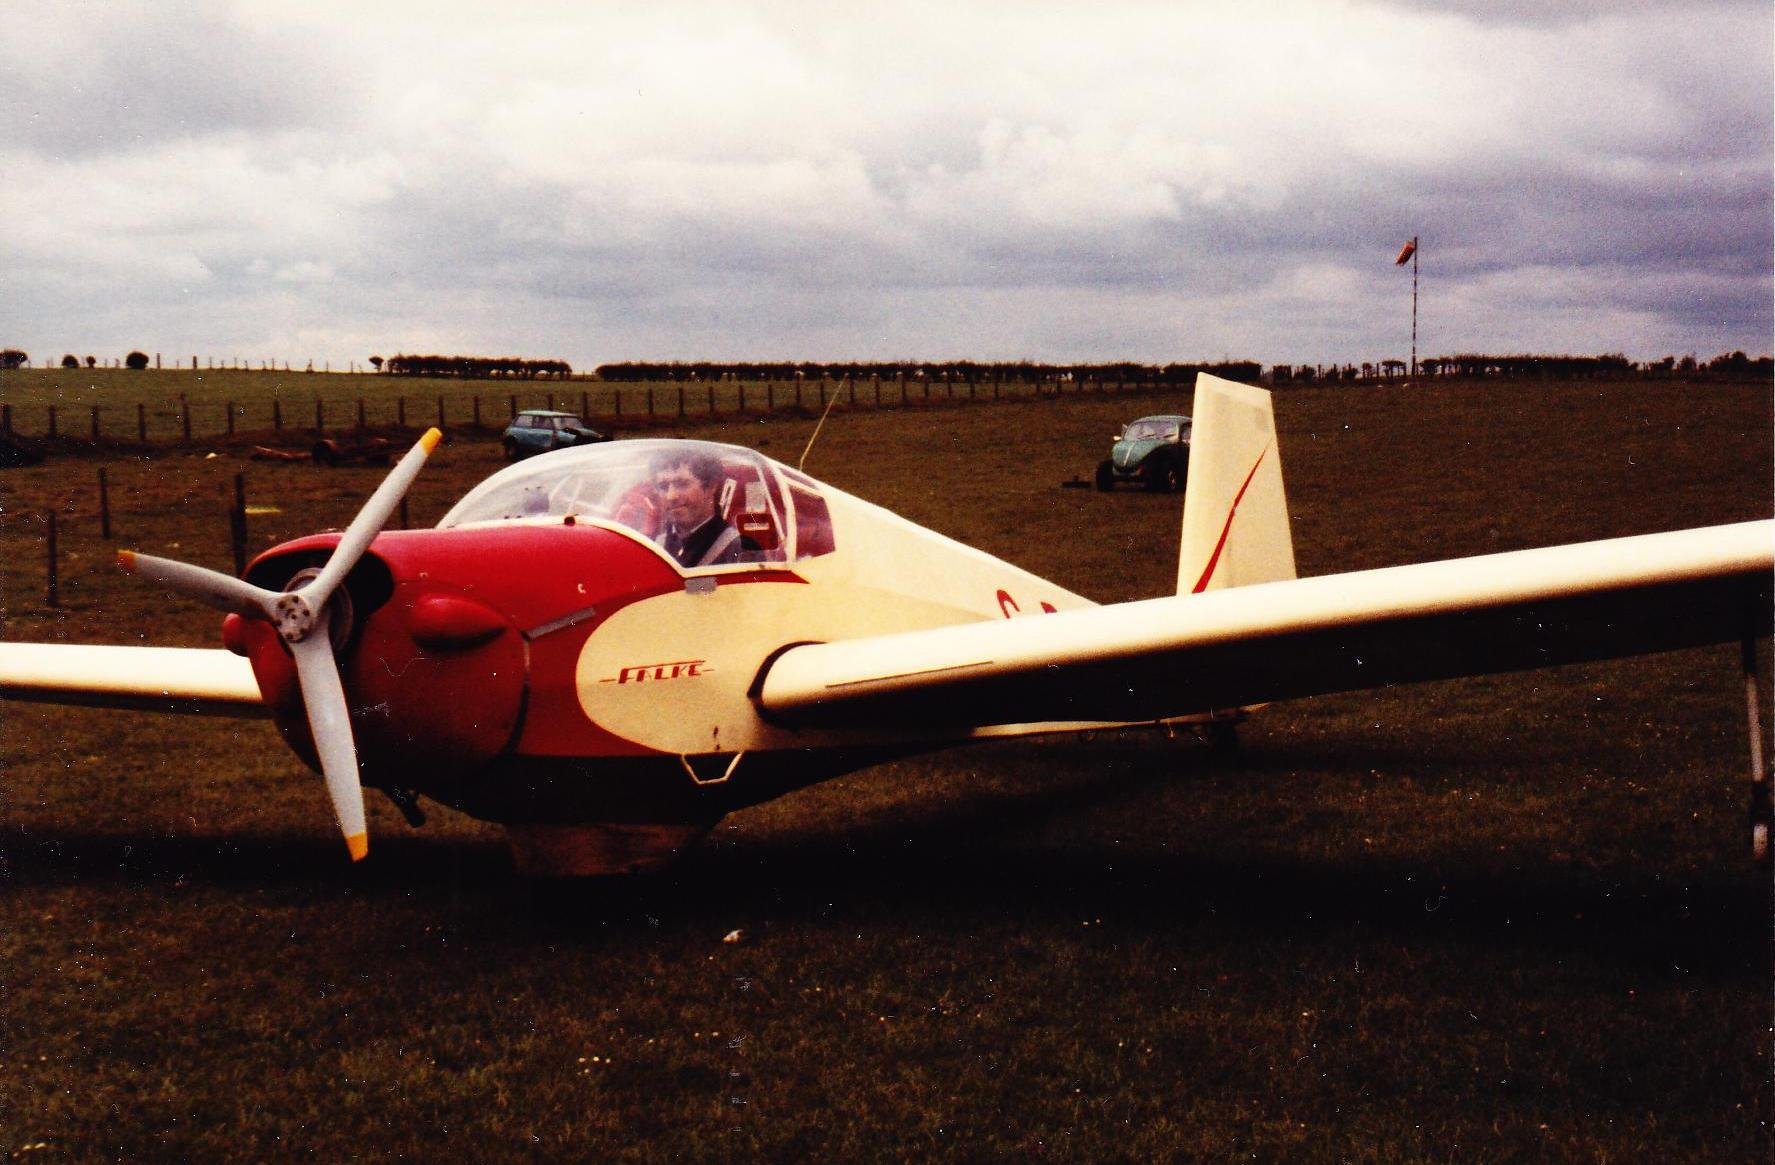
120, 427, 442, 862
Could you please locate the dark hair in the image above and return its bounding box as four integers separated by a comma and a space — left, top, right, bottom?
650, 447, 724, 486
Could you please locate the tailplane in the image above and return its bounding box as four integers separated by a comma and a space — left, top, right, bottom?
1177, 373, 1296, 594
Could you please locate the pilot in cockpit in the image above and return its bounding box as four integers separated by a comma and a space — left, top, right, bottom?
649, 448, 762, 568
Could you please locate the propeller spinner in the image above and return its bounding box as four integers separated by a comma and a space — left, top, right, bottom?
120, 427, 443, 861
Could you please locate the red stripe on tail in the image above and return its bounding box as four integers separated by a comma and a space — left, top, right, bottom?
1190, 445, 1271, 594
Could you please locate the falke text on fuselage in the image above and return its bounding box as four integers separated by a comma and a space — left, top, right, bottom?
600, 660, 711, 684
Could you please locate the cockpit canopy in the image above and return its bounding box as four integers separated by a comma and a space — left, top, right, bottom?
437, 439, 835, 567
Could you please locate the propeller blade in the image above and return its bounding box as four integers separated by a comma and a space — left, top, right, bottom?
289, 632, 369, 861
119, 550, 280, 617
302, 428, 442, 612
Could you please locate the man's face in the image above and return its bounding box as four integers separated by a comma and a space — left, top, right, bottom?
653, 464, 718, 530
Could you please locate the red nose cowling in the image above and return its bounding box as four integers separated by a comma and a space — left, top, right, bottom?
225, 542, 526, 795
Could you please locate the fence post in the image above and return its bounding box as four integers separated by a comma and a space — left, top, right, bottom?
227, 402, 236, 437
1, 404, 10, 434
45, 512, 58, 607
397, 397, 406, 428
546, 391, 555, 412
314, 398, 324, 433
182, 400, 192, 442
358, 399, 367, 430
509, 394, 518, 419
473, 396, 482, 429
90, 405, 101, 440
399, 497, 410, 530
582, 391, 590, 418
273, 398, 282, 432
767, 383, 775, 413
231, 474, 247, 577
614, 390, 622, 417
98, 468, 111, 540
678, 386, 686, 418
646, 388, 655, 418
708, 384, 716, 415
437, 395, 446, 429
47, 406, 57, 439
137, 403, 146, 440
738, 384, 746, 414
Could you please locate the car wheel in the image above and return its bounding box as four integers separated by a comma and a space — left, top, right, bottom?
1094, 459, 1115, 491
503, 438, 521, 461
1145, 456, 1179, 492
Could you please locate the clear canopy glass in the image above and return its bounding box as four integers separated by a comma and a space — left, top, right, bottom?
438, 439, 834, 567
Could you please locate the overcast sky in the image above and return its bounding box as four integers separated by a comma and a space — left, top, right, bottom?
2, 0, 1769, 369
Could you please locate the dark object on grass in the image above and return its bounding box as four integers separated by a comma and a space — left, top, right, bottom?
0, 432, 46, 467
125, 351, 149, 370
312, 436, 394, 467
251, 446, 309, 462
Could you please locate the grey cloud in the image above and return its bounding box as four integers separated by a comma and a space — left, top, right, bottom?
3, 8, 359, 157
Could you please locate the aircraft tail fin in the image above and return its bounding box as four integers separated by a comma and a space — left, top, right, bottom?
1176, 373, 1296, 595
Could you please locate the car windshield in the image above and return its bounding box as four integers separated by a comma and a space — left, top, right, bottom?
437, 439, 834, 567
1123, 418, 1184, 441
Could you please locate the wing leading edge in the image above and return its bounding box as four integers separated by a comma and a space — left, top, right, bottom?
757, 520, 1774, 730
0, 643, 266, 716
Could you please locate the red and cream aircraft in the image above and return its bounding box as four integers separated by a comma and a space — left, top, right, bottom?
2, 375, 1770, 874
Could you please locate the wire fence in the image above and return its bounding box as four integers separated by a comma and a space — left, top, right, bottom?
0, 374, 1186, 446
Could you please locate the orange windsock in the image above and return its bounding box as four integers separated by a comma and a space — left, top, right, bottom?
1394, 238, 1418, 265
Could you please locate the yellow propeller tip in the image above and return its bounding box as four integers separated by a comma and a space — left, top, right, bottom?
419, 428, 443, 454
346, 833, 369, 862
117, 550, 137, 573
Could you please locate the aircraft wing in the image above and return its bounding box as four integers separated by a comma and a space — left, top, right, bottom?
0, 643, 267, 716
757, 520, 1774, 730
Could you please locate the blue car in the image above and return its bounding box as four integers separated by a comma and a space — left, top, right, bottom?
1095, 414, 1191, 492
501, 410, 608, 460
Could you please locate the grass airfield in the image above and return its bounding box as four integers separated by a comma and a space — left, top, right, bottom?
2, 376, 1771, 1161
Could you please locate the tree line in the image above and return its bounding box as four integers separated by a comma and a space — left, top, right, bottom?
377, 354, 572, 379
3, 349, 1768, 382
590, 360, 1266, 384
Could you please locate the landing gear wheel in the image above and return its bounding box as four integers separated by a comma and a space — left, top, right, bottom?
1095, 459, 1115, 491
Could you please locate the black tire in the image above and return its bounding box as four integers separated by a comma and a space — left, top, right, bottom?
1094, 459, 1115, 491
1144, 455, 1179, 492
502, 438, 521, 461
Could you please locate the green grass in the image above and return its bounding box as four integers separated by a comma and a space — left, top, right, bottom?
2, 377, 1771, 1161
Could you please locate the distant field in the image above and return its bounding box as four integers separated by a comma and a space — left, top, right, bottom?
1, 377, 1770, 1160
0, 366, 1125, 443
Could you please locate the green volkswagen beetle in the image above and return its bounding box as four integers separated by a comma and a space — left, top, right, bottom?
1095, 414, 1191, 492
